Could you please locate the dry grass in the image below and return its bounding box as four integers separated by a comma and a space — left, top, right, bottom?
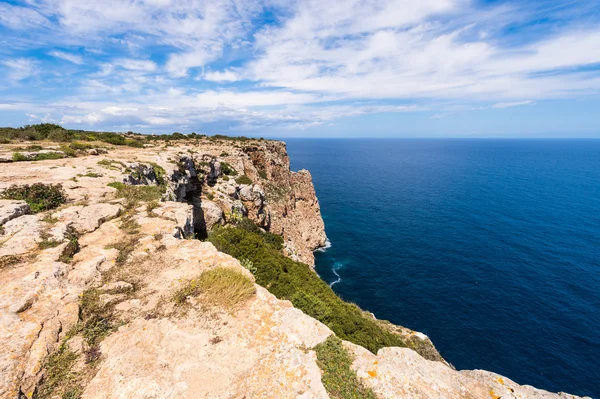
173, 267, 255, 309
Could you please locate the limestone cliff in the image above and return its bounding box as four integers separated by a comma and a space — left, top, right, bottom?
0, 137, 590, 399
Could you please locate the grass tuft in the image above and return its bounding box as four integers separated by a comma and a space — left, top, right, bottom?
315, 336, 377, 399
173, 267, 255, 309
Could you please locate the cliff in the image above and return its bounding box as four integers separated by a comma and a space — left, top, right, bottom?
0, 136, 589, 399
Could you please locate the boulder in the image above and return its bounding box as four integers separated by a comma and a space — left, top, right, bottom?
200, 200, 224, 232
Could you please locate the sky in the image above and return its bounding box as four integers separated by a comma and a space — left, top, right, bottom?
0, 0, 599, 138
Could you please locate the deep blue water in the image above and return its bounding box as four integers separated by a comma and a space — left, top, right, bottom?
285, 139, 600, 398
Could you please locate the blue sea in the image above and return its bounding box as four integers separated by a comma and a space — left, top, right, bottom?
285, 139, 600, 398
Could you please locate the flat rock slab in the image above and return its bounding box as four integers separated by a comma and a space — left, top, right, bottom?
54, 203, 122, 234
0, 200, 30, 226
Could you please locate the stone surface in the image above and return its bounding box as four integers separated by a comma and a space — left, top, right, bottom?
199, 199, 224, 232
0, 200, 30, 226
53, 203, 122, 234
0, 215, 43, 256
345, 342, 591, 399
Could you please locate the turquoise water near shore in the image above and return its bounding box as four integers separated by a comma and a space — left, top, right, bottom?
285, 139, 600, 398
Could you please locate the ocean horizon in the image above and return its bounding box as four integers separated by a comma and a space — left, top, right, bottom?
286, 138, 600, 398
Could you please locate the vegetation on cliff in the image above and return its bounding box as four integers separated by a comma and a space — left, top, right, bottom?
209, 220, 408, 354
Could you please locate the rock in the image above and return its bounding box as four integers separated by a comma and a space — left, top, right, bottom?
345, 342, 591, 399
0, 215, 43, 256
199, 200, 224, 232
151, 202, 194, 238
231, 200, 247, 217
88, 149, 99, 156
0, 200, 30, 226
123, 163, 161, 186
54, 203, 122, 234
207, 158, 222, 185
100, 281, 133, 293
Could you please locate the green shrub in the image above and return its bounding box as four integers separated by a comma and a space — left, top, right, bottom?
59, 144, 78, 158
235, 175, 252, 185
220, 161, 236, 176
315, 336, 377, 399
258, 170, 268, 179
12, 152, 28, 162
209, 224, 406, 353
34, 343, 81, 399
0, 183, 67, 213
34, 152, 65, 161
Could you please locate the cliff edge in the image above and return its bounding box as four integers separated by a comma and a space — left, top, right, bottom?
0, 135, 589, 399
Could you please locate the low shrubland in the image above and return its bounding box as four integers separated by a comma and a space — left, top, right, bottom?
208, 221, 407, 353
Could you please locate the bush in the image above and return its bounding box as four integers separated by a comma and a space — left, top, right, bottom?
235, 175, 252, 185
34, 152, 65, 161
208, 224, 407, 353
220, 161, 236, 176
12, 152, 28, 162
0, 183, 67, 213
258, 170, 268, 179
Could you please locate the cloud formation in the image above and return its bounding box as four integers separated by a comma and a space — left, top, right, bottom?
0, 0, 599, 133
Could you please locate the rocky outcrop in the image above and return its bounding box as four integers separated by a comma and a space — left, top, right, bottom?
345, 342, 586, 399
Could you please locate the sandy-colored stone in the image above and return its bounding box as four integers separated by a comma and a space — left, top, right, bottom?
0, 200, 30, 225
345, 342, 591, 399
53, 203, 122, 234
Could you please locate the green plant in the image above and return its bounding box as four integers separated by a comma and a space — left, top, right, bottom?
235, 175, 252, 185
315, 336, 377, 399
220, 152, 229, 157
34, 343, 82, 399
34, 152, 65, 161
107, 182, 163, 208
258, 170, 267, 179
0, 183, 67, 213
240, 258, 257, 274
220, 161, 236, 176
206, 192, 215, 201
12, 152, 28, 162
107, 237, 138, 266
173, 267, 255, 308
58, 231, 80, 263
78, 288, 118, 346
222, 175, 230, 181
59, 144, 78, 157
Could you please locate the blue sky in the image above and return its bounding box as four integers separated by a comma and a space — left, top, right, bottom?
0, 0, 599, 137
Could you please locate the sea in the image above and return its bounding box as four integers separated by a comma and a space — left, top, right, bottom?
285, 139, 600, 398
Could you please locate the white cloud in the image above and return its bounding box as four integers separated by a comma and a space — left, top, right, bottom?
117, 59, 157, 72
1, 58, 36, 81
203, 69, 240, 82
49, 50, 83, 64
492, 101, 534, 109
1, 0, 600, 132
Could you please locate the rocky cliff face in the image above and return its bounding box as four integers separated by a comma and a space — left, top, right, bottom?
0, 138, 589, 399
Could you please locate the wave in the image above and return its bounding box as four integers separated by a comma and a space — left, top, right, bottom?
329, 261, 343, 287
315, 238, 332, 253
